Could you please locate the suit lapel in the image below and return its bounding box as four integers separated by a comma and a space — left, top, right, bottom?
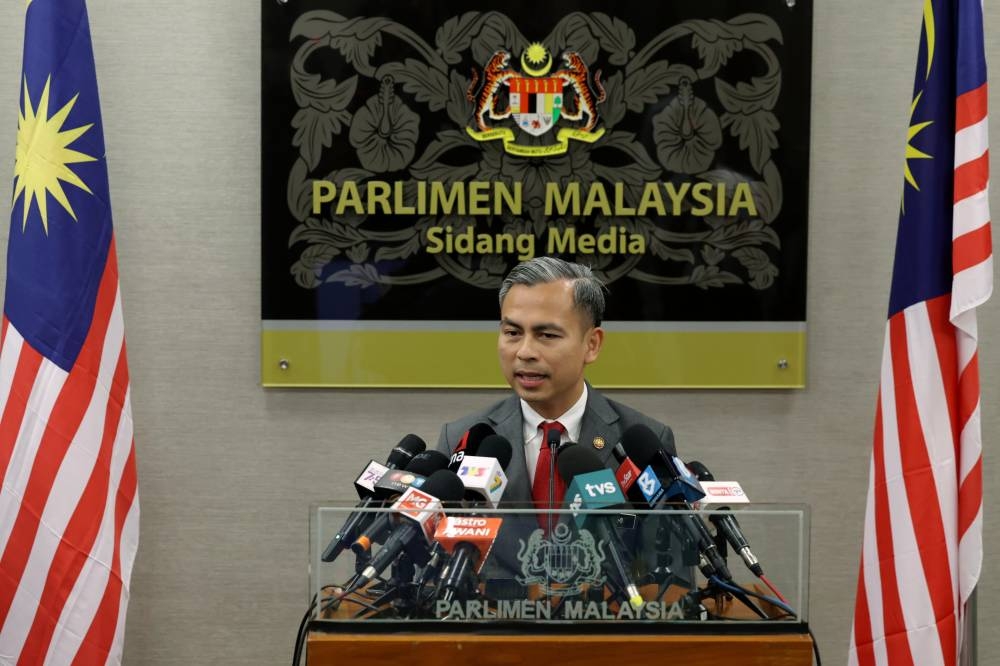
578, 387, 621, 468
484, 396, 531, 505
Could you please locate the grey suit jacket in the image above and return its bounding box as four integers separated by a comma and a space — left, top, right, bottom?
436, 386, 675, 503
435, 386, 676, 584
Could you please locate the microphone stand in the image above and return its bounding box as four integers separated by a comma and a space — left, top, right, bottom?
545, 429, 560, 537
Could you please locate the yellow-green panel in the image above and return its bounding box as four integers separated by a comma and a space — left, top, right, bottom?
261, 330, 806, 388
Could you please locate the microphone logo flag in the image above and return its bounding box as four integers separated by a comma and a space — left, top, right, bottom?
697, 481, 750, 504
354, 460, 389, 495
457, 456, 508, 507
637, 466, 665, 504
434, 516, 502, 544
394, 487, 444, 540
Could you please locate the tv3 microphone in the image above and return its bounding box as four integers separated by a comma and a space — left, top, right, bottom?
350, 470, 466, 591
433, 516, 503, 603
320, 434, 426, 563
457, 435, 512, 507
686, 460, 762, 577
559, 446, 644, 610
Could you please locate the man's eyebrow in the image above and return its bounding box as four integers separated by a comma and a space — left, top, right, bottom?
499, 318, 566, 333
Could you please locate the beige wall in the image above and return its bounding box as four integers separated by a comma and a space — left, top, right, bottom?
0, 1, 998, 663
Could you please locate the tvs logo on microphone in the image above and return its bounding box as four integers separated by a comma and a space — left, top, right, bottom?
583, 481, 617, 497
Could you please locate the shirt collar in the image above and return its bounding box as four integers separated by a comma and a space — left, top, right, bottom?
520, 384, 588, 444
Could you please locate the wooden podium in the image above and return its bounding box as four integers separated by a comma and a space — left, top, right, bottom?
307, 582, 813, 665
307, 629, 814, 665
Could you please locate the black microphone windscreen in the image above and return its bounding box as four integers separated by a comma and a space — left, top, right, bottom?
421, 469, 467, 504
405, 450, 450, 476
460, 423, 496, 457
556, 444, 604, 481
386, 434, 427, 468
476, 435, 513, 470
685, 460, 714, 482
620, 424, 666, 467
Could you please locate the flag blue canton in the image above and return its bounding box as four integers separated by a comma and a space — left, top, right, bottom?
889, 0, 987, 317
7, 0, 113, 371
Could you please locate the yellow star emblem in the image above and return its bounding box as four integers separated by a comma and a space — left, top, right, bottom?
13, 76, 97, 234
902, 91, 933, 210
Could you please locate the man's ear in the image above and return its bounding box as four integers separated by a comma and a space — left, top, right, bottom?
584, 326, 604, 364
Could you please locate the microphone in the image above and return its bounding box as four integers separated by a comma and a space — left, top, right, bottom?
320, 434, 426, 562
350, 470, 466, 591
351, 450, 450, 555
456, 435, 512, 507
448, 423, 497, 471
619, 425, 705, 503
611, 442, 640, 494
620, 426, 732, 581
434, 435, 513, 601
686, 461, 763, 577
433, 515, 504, 603
545, 427, 562, 528
558, 446, 644, 610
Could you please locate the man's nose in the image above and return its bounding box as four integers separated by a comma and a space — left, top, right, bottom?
516, 336, 538, 360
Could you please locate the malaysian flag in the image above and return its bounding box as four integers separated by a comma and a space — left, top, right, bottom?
0, 1, 139, 664
849, 0, 991, 665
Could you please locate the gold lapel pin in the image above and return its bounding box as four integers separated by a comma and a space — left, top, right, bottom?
592, 436, 606, 450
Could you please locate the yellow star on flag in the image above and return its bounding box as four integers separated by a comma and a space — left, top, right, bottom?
13, 76, 96, 234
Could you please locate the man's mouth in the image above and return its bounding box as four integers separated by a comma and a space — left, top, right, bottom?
514, 371, 547, 388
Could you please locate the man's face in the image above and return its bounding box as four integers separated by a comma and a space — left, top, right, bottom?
498, 280, 604, 419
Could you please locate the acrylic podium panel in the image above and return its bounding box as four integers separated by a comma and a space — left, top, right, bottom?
309, 504, 809, 625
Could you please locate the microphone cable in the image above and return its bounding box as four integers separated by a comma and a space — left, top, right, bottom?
704, 577, 820, 665
758, 572, 789, 604
295, 579, 366, 666
291, 593, 316, 666
707, 575, 795, 617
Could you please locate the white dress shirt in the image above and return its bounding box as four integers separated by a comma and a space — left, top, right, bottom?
520, 384, 588, 485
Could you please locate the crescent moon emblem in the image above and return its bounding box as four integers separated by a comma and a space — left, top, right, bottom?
520, 50, 553, 77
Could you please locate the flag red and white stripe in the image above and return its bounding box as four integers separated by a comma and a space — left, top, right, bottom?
849, 1, 991, 664
0, 244, 139, 665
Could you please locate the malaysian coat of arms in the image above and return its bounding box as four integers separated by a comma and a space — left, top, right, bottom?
466, 45, 606, 155
516, 524, 605, 596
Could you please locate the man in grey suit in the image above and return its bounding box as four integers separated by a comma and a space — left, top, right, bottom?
437, 256, 675, 502
435, 257, 678, 586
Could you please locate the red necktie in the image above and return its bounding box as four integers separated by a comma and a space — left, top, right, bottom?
532, 421, 567, 515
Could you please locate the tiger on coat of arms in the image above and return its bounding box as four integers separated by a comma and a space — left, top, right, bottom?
466, 50, 516, 132
552, 51, 606, 132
